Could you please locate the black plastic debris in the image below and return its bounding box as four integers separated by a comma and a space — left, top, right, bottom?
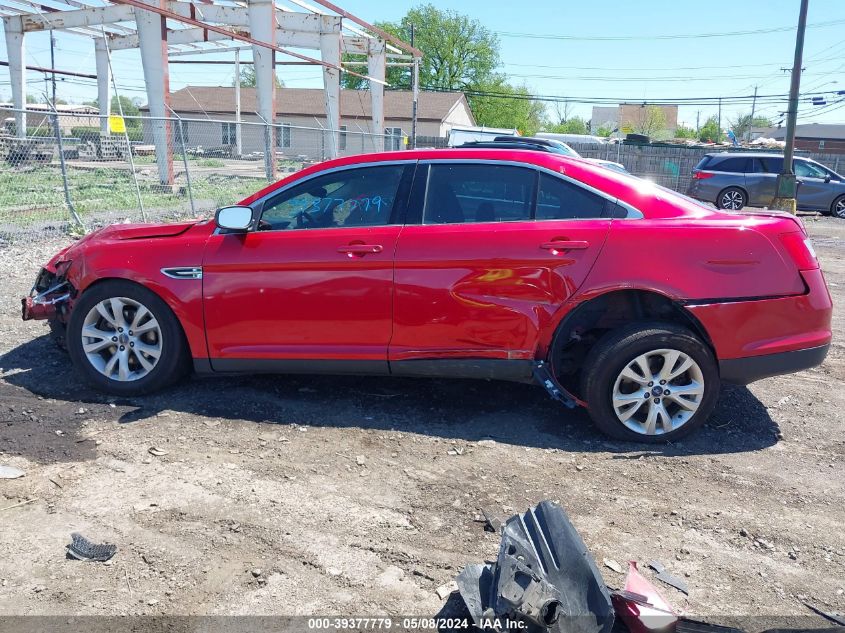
648, 560, 689, 595
803, 601, 845, 626
457, 500, 614, 633
66, 533, 117, 562
479, 507, 503, 534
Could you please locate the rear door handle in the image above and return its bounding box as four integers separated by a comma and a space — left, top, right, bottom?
540, 240, 590, 251
338, 244, 384, 256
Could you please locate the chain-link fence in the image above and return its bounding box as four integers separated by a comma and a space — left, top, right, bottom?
0, 107, 408, 243
4, 109, 845, 243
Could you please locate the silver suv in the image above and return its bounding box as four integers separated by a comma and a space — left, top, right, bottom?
687, 152, 845, 217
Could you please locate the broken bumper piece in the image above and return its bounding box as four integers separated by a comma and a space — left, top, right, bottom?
21, 269, 71, 321
457, 500, 614, 633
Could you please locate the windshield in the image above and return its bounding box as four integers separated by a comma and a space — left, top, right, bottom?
544, 139, 581, 158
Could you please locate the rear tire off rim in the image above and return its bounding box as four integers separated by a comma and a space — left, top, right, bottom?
81, 297, 162, 382
611, 348, 704, 436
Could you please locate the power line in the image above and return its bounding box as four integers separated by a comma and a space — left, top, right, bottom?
503, 71, 834, 83
419, 84, 840, 106
494, 19, 845, 42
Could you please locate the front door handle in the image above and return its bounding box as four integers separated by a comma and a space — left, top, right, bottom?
338, 244, 384, 256
540, 240, 590, 251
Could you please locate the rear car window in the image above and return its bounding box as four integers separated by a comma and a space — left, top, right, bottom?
758, 156, 784, 173
694, 156, 711, 170
711, 157, 751, 173
423, 164, 534, 224
537, 173, 609, 220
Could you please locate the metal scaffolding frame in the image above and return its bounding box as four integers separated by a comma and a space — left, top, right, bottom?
1, 0, 421, 182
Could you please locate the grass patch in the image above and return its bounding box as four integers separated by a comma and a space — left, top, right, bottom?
0, 165, 263, 226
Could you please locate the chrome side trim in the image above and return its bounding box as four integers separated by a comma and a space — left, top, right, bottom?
161, 266, 203, 280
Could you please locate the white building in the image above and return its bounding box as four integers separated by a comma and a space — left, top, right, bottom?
140, 86, 475, 159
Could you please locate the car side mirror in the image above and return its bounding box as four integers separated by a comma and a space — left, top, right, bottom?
824, 175, 832, 183
215, 205, 254, 231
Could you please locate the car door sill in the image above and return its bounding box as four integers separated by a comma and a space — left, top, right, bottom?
202, 358, 390, 376
194, 358, 536, 383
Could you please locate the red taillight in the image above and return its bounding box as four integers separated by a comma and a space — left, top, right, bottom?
779, 231, 819, 271
692, 171, 716, 180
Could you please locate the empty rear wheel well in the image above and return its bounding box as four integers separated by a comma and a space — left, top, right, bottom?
549, 290, 713, 398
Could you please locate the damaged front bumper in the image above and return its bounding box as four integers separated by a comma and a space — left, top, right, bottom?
21, 266, 73, 322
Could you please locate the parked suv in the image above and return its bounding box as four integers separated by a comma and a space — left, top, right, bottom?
687, 152, 845, 216
22, 149, 832, 443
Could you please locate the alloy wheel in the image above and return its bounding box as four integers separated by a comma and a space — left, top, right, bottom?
80, 297, 162, 381
835, 197, 845, 218
611, 348, 705, 436
720, 190, 744, 210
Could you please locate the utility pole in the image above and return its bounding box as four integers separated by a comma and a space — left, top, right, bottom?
717, 97, 722, 142
49, 31, 57, 106
234, 48, 242, 156
410, 23, 419, 149
772, 0, 809, 213
747, 85, 758, 143
696, 110, 700, 133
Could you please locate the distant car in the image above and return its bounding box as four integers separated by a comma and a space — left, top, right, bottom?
461, 136, 630, 174
536, 132, 608, 147
687, 152, 845, 217
22, 148, 832, 442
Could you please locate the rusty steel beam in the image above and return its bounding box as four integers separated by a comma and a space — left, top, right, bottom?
107, 0, 386, 84
0, 59, 97, 78
306, 0, 422, 58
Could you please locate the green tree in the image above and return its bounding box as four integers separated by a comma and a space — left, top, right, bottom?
674, 124, 698, 139
728, 113, 773, 140
354, 4, 499, 91
340, 5, 543, 134
233, 65, 284, 89
342, 21, 409, 90
469, 79, 546, 135
110, 95, 141, 128
594, 124, 613, 137
624, 105, 667, 138
698, 116, 722, 143
546, 116, 589, 135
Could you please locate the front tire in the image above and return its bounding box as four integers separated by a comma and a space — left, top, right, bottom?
67, 280, 189, 396
581, 322, 720, 443
717, 187, 747, 211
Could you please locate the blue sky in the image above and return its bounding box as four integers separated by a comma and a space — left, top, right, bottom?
2, 0, 845, 127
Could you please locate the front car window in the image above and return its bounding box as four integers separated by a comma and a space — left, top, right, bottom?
423, 164, 534, 224
259, 165, 405, 231
794, 160, 828, 179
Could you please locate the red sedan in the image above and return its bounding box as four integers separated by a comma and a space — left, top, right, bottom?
22, 149, 832, 442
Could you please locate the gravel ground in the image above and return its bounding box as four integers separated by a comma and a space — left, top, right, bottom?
0, 215, 842, 626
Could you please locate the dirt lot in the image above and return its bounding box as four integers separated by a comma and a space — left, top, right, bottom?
0, 216, 843, 626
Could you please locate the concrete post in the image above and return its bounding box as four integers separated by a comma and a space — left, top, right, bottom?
248, 0, 277, 180
3, 16, 26, 137
134, 0, 174, 185
367, 39, 386, 153
94, 38, 112, 135
319, 15, 341, 159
